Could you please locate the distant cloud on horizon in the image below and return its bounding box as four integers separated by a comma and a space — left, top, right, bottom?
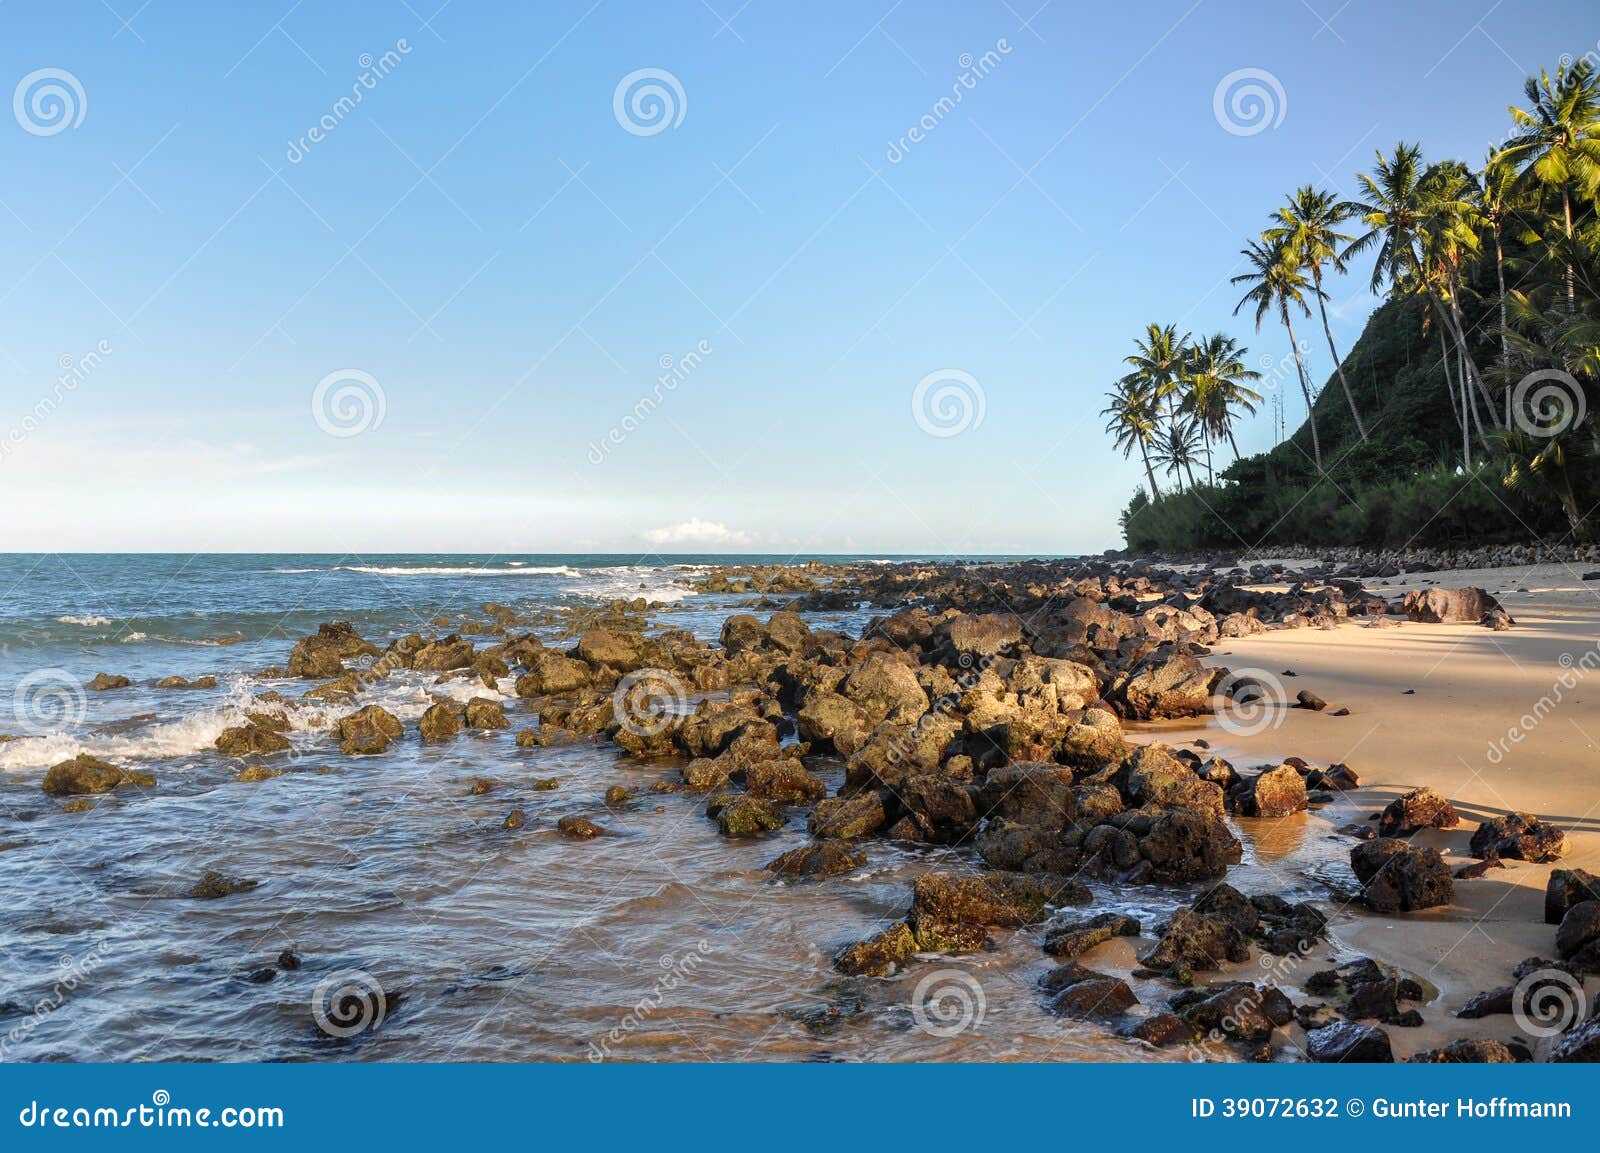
642, 517, 754, 546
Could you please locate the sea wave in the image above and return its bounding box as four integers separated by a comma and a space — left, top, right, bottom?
274, 565, 582, 577
0, 671, 514, 771
55, 614, 114, 626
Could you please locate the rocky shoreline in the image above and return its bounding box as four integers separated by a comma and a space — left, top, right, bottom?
34, 555, 1600, 1062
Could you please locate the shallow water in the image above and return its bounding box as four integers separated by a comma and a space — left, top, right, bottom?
0, 554, 1338, 1061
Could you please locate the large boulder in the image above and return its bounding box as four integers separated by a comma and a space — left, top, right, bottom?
808, 792, 887, 839
840, 654, 929, 725
574, 629, 647, 671
287, 621, 379, 678
42, 754, 155, 796
794, 690, 869, 753
1546, 869, 1600, 925
411, 634, 475, 672
1469, 812, 1566, 862
1139, 908, 1249, 972
938, 612, 1023, 657
1233, 764, 1307, 818
911, 871, 1087, 928
1350, 838, 1454, 912
1555, 900, 1600, 970
1305, 1021, 1393, 1063
1059, 707, 1126, 768
335, 704, 403, 755
1112, 653, 1224, 720
1378, 787, 1459, 836
977, 762, 1076, 826
1118, 745, 1224, 820
514, 651, 593, 696
1402, 586, 1507, 626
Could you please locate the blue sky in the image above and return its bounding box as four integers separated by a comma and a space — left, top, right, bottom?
1, 0, 1594, 553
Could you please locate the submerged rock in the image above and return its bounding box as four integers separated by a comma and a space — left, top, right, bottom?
42, 754, 156, 796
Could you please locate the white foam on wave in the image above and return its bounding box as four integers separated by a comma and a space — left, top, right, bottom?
55, 614, 114, 626
340, 565, 581, 577
0, 669, 515, 772
563, 565, 701, 604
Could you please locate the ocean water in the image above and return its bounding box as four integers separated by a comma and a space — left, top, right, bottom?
0, 554, 1327, 1062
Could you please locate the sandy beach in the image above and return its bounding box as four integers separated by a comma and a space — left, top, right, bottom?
1162, 562, 1600, 1058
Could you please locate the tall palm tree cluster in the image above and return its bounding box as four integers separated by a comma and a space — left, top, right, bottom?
1104, 57, 1600, 536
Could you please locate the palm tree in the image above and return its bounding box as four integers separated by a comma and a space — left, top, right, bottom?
1102, 374, 1165, 500
1345, 142, 1430, 293
1500, 58, 1600, 308
1232, 235, 1323, 472
1269, 186, 1368, 440
1181, 332, 1264, 469
1123, 323, 1193, 418
1474, 151, 1521, 373
1149, 412, 1205, 491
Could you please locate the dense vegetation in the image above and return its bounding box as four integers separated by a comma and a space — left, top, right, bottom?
1110, 58, 1600, 552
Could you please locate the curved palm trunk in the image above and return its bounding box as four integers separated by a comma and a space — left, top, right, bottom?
1494, 227, 1510, 425
1280, 311, 1322, 473
1227, 428, 1242, 461
1138, 440, 1161, 501
1442, 286, 1501, 429
1312, 267, 1367, 441
1563, 188, 1576, 310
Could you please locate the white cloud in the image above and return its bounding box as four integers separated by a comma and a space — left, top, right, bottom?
642, 517, 753, 546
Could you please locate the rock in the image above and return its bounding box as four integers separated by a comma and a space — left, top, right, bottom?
714, 795, 784, 838
557, 816, 605, 839
85, 672, 130, 691
1140, 908, 1249, 972
1235, 764, 1307, 818
840, 654, 929, 724
574, 629, 647, 671
288, 622, 379, 678
1307, 762, 1360, 791
532, 777, 559, 790
463, 697, 509, 730
1550, 1018, 1600, 1062
215, 724, 291, 757
744, 758, 827, 803
912, 871, 1088, 927
419, 700, 465, 741
1128, 1013, 1200, 1046
1457, 987, 1514, 1018
189, 870, 259, 899
1350, 838, 1454, 912
502, 808, 526, 830
468, 778, 495, 796
1134, 808, 1241, 882
41, 754, 155, 796
514, 651, 592, 696
1555, 900, 1600, 967
763, 611, 814, 656
1181, 983, 1294, 1042
795, 691, 868, 753
1402, 586, 1505, 625
808, 791, 887, 839
412, 634, 475, 671
1409, 1039, 1518, 1063
603, 785, 630, 806
156, 674, 216, 689
978, 762, 1076, 826
833, 921, 916, 976
234, 764, 281, 782
897, 773, 979, 842
1113, 653, 1223, 720
1469, 812, 1566, 862
1305, 1021, 1393, 1063
1043, 912, 1141, 958
765, 840, 867, 879
1118, 744, 1224, 820
1455, 858, 1506, 879
718, 614, 766, 655
1294, 690, 1327, 711
1546, 869, 1600, 924
1378, 788, 1459, 837
1059, 707, 1126, 768
1047, 976, 1138, 1019
335, 704, 402, 755
940, 612, 1022, 657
